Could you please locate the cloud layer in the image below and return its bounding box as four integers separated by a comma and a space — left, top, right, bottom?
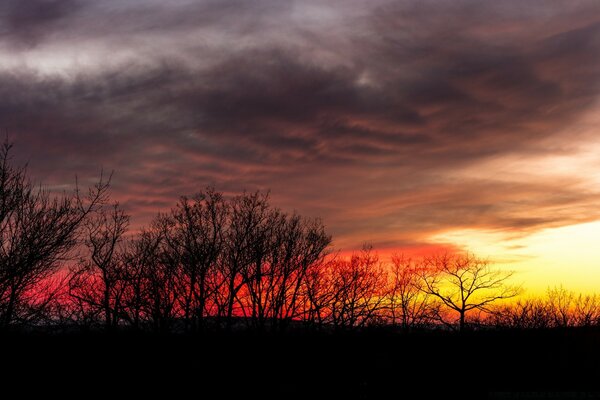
2, 0, 600, 251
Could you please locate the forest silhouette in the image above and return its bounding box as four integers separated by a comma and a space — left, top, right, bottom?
1, 142, 599, 398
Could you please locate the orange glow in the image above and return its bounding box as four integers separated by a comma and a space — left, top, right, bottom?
429, 220, 600, 295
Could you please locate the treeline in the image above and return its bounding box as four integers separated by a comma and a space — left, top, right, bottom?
1, 142, 599, 334
492, 287, 600, 329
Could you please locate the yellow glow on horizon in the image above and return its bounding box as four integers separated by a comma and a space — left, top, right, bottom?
430, 220, 600, 295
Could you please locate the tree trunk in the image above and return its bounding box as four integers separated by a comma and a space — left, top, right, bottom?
225, 278, 236, 331
104, 286, 112, 330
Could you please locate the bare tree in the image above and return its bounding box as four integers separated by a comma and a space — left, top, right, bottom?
238, 211, 331, 331
69, 203, 129, 330
491, 288, 600, 330
119, 226, 165, 331
490, 298, 551, 329
267, 215, 330, 330
546, 286, 575, 328
313, 246, 388, 330
0, 141, 109, 328
162, 189, 227, 332
143, 218, 181, 333
220, 191, 270, 330
387, 254, 438, 331
419, 253, 520, 331
301, 256, 337, 328
572, 293, 600, 327
236, 206, 282, 330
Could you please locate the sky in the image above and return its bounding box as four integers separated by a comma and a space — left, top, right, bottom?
2, 0, 600, 293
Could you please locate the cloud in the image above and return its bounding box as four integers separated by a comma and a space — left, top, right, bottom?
2, 0, 600, 251
0, 0, 82, 48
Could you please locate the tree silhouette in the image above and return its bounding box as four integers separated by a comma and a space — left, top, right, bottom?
387, 254, 439, 331
120, 225, 165, 331
233, 209, 330, 331
546, 285, 575, 328
303, 246, 387, 330
0, 141, 109, 328
161, 190, 227, 332
572, 293, 600, 327
220, 191, 269, 330
142, 218, 181, 333
69, 202, 129, 330
491, 298, 552, 329
418, 253, 520, 331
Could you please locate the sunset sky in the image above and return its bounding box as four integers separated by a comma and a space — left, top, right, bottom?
2, 0, 600, 293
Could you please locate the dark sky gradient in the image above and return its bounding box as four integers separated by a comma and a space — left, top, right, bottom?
3, 0, 600, 253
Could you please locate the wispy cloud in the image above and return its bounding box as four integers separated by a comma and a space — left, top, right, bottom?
2, 0, 600, 251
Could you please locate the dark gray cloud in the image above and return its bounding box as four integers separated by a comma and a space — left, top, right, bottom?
0, 0, 82, 47
2, 0, 600, 251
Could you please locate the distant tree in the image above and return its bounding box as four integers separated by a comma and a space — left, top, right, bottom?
418, 253, 520, 331
119, 226, 165, 330
546, 286, 575, 328
68, 203, 129, 330
266, 215, 330, 329
308, 246, 388, 330
220, 191, 270, 330
572, 293, 600, 327
239, 211, 331, 331
490, 298, 551, 329
161, 189, 227, 332
387, 254, 438, 331
0, 141, 108, 328
179, 190, 333, 331
236, 205, 283, 330
301, 256, 336, 327
142, 218, 181, 333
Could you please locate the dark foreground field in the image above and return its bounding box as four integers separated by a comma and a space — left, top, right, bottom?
2, 328, 600, 399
